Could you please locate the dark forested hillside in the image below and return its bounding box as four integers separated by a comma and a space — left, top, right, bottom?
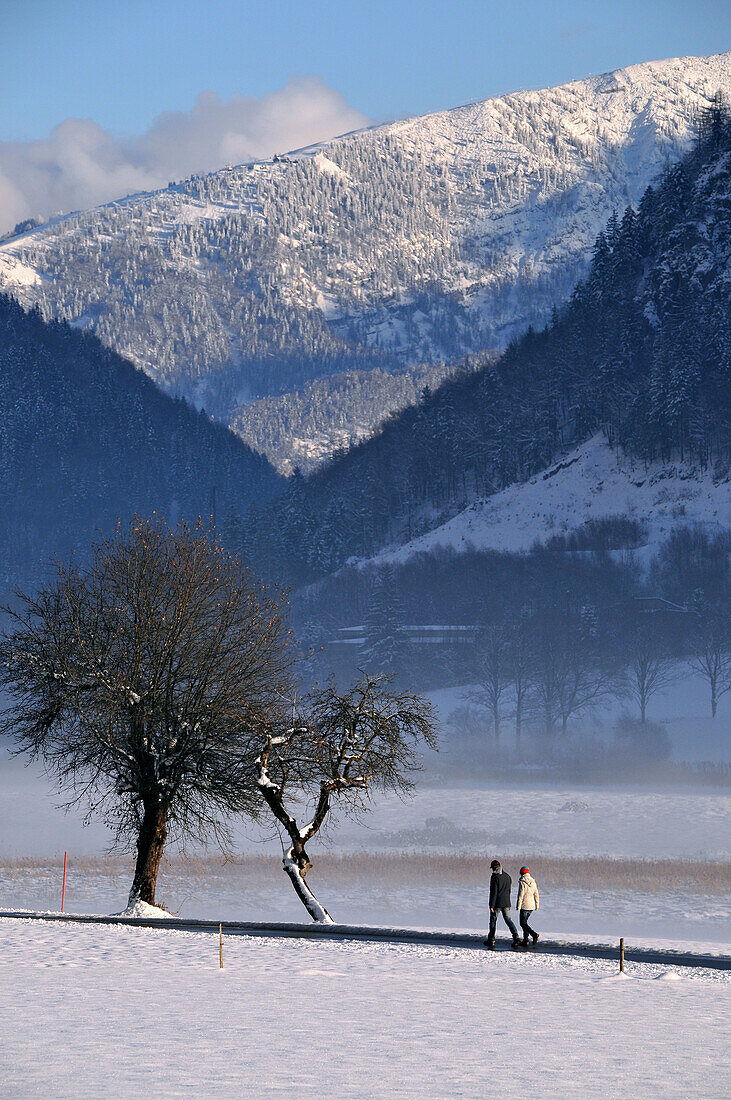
0, 296, 282, 593
245, 106, 731, 586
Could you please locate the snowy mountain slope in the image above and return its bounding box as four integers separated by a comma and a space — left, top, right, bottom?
370, 435, 731, 567
1, 52, 729, 463
229, 360, 456, 473
244, 117, 731, 587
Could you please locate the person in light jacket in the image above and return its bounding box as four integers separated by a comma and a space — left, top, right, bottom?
484, 859, 521, 949
516, 866, 540, 946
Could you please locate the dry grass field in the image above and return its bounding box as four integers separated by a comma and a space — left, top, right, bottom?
2, 852, 728, 897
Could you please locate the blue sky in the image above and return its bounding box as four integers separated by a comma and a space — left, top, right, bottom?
4, 0, 730, 141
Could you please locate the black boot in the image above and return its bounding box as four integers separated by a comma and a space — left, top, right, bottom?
522, 936, 530, 947
484, 938, 495, 949
531, 931, 540, 945
511, 938, 524, 950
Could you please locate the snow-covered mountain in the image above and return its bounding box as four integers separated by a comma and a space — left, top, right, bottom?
241, 110, 731, 592
1, 52, 729, 466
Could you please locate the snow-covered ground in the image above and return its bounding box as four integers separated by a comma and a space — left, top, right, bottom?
0, 919, 727, 1098
340, 785, 730, 862
371, 434, 730, 566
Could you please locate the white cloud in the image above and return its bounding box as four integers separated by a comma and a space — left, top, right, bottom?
0, 78, 370, 235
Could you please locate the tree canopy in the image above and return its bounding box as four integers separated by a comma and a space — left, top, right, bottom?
0, 517, 296, 906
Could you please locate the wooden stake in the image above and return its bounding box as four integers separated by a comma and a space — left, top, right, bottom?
61, 851, 68, 913
219, 923, 223, 969
619, 937, 625, 973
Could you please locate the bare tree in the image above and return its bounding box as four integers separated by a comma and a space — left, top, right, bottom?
531, 635, 563, 739
689, 611, 731, 718
506, 611, 533, 748
0, 518, 295, 909
530, 606, 614, 737
556, 607, 617, 735
623, 623, 677, 724
470, 626, 509, 741
254, 673, 438, 923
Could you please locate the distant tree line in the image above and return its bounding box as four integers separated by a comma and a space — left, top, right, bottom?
297, 523, 730, 731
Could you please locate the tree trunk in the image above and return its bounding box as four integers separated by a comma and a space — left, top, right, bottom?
711, 677, 718, 718
493, 700, 500, 742
256, 759, 335, 923
128, 801, 168, 908
283, 847, 334, 924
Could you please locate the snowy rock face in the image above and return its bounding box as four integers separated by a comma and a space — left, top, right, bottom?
1, 52, 729, 450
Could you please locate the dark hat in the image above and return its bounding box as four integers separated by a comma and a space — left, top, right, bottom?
490, 859, 501, 869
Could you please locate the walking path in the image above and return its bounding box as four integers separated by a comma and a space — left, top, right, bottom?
1, 909, 728, 970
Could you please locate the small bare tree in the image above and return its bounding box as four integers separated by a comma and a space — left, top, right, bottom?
623, 623, 677, 724
507, 616, 533, 748
0, 517, 295, 909
470, 626, 509, 741
689, 612, 730, 718
254, 673, 438, 923
530, 624, 565, 739
530, 606, 615, 738
556, 646, 616, 735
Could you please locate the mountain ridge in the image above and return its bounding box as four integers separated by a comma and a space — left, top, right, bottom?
366, 434, 730, 570
1, 51, 729, 468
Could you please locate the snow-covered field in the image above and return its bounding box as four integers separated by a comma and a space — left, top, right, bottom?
0, 919, 727, 1098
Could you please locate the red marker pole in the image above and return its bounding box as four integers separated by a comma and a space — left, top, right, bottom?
61, 851, 68, 913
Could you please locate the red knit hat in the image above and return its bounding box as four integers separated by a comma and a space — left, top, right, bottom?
520, 867, 530, 874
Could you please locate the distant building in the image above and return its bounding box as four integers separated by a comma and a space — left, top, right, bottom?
634, 596, 690, 615
328, 624, 479, 653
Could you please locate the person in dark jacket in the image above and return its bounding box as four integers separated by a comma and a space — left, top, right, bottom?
484, 859, 521, 949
